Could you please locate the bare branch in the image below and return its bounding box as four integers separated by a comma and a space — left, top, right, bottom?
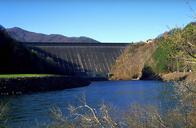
185, 0, 196, 19
183, 83, 196, 94
68, 103, 101, 125
187, 41, 196, 47
73, 113, 91, 121
154, 112, 167, 128
182, 45, 196, 59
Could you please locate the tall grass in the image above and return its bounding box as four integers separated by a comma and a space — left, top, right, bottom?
47, 80, 196, 128
0, 101, 8, 128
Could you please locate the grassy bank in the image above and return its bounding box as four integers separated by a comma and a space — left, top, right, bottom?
0, 74, 57, 79
161, 72, 195, 82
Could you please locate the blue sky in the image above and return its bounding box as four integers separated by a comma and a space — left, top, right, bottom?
0, 0, 196, 42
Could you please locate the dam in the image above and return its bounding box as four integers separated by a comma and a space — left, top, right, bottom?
24, 42, 130, 78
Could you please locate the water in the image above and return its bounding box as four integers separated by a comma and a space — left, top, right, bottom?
1, 80, 175, 128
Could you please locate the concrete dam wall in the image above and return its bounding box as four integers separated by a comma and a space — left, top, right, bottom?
24, 42, 129, 78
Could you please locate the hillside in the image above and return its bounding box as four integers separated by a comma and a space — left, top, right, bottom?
6, 27, 100, 43
110, 42, 158, 80
110, 22, 196, 80
0, 26, 68, 74
150, 22, 196, 74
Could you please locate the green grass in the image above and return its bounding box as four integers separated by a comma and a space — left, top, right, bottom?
0, 74, 57, 78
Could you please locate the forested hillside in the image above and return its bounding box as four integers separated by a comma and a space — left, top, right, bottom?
110, 22, 196, 80
0, 26, 64, 74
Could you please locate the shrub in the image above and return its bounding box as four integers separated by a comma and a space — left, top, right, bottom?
47, 80, 196, 128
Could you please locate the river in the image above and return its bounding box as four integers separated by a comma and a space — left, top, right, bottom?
0, 80, 176, 128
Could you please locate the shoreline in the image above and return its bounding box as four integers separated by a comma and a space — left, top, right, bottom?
0, 75, 90, 96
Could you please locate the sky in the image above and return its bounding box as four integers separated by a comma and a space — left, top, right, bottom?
0, 0, 196, 42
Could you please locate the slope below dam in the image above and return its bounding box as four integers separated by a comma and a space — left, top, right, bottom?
24, 42, 130, 79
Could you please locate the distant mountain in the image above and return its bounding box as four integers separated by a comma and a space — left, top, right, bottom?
6, 27, 100, 43
0, 26, 74, 74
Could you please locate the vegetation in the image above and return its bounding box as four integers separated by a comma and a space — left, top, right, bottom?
110, 22, 196, 80
106, 22, 196, 127
0, 74, 56, 79
0, 102, 8, 128
110, 42, 157, 80
46, 79, 196, 128
152, 23, 196, 74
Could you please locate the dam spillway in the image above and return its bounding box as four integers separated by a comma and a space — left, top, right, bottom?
23, 42, 129, 78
